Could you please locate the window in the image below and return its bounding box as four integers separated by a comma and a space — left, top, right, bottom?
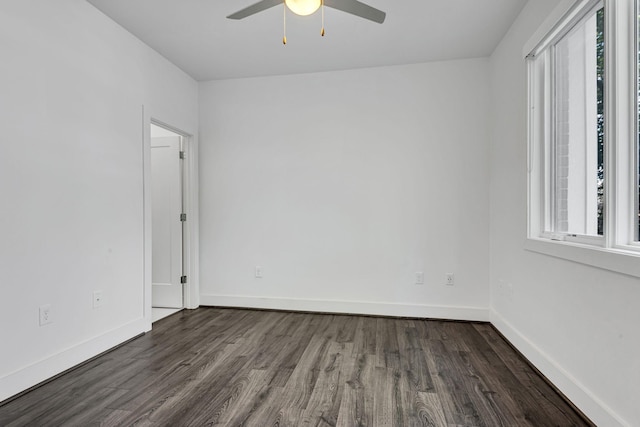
528, 0, 640, 253
551, 5, 604, 238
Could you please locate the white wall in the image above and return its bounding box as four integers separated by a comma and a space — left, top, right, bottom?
0, 0, 198, 402
199, 59, 491, 320
489, 1, 640, 426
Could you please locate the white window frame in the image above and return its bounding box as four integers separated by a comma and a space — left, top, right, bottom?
525, 0, 640, 277
632, 0, 640, 246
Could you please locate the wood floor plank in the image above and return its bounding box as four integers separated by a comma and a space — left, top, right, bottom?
455, 350, 521, 426
415, 391, 448, 426
397, 323, 438, 426
336, 350, 374, 426
373, 366, 394, 427
471, 323, 589, 426
301, 341, 348, 426
397, 324, 435, 393
216, 369, 271, 426
0, 308, 593, 427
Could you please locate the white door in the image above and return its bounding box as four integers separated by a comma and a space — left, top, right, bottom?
151, 136, 183, 308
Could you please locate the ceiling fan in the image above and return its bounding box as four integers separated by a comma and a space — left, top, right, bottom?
227, 0, 386, 26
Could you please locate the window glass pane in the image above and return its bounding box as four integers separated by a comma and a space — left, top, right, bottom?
553, 6, 605, 236
597, 7, 605, 236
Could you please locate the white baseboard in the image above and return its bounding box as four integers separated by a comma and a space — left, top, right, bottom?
490, 309, 629, 427
0, 317, 150, 403
200, 294, 490, 322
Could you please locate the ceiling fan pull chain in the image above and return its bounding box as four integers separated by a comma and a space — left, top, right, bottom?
283, 1, 287, 44
321, 0, 325, 36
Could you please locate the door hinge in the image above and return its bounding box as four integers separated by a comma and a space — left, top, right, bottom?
179, 151, 185, 159
180, 275, 187, 284
180, 213, 187, 222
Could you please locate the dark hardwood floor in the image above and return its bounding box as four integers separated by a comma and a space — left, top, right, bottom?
0, 307, 592, 426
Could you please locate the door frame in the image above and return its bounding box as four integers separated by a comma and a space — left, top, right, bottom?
142, 109, 199, 328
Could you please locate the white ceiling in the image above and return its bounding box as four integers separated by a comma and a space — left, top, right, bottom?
87, 0, 527, 82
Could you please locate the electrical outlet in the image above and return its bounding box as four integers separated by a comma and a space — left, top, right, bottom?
415, 272, 424, 285
39, 304, 52, 326
255, 266, 263, 278
93, 290, 103, 308
445, 273, 455, 286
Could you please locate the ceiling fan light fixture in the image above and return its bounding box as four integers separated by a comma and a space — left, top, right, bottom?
285, 0, 321, 16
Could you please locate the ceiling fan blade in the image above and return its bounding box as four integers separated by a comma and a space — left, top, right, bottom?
227, 0, 282, 20
323, 0, 386, 23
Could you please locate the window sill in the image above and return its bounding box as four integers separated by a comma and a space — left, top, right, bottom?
525, 237, 640, 278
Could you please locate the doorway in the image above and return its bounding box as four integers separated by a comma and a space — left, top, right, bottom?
150, 123, 184, 320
